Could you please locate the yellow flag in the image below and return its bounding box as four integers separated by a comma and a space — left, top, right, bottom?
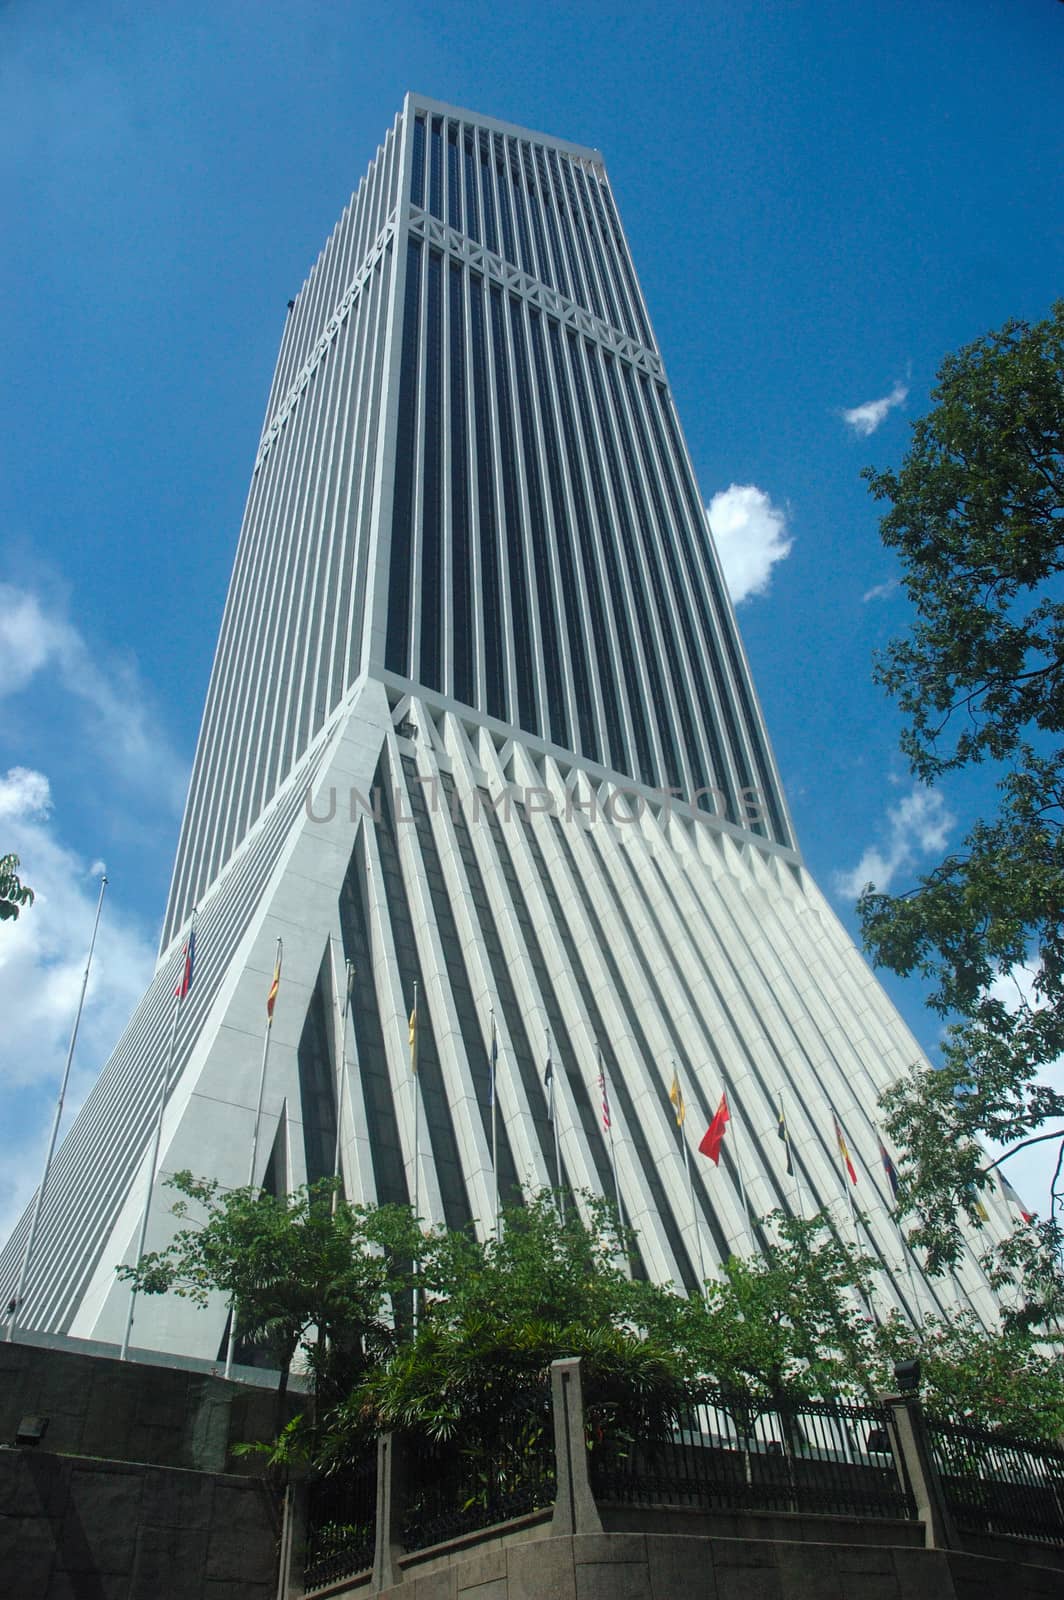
409, 1003, 418, 1074
669, 1070, 685, 1127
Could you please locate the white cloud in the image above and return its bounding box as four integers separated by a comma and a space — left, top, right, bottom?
0, 588, 66, 693
841, 381, 909, 438
988, 963, 1045, 1015
834, 786, 954, 900
862, 577, 900, 604
706, 485, 792, 605
0, 584, 187, 1246
0, 766, 51, 822
982, 963, 1064, 1227
0, 767, 156, 1241
0, 582, 187, 811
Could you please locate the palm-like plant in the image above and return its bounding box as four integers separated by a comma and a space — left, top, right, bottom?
0, 853, 34, 921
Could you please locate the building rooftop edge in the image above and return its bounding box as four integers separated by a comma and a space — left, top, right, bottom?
403, 92, 606, 167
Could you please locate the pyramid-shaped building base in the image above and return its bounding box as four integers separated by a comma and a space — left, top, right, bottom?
0, 97, 1014, 1356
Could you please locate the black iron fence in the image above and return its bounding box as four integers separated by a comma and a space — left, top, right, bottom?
926, 1415, 1064, 1545
588, 1388, 914, 1523
303, 1445, 378, 1592
300, 1368, 1064, 1592
401, 1384, 557, 1553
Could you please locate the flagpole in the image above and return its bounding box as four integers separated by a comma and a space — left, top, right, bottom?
841, 1178, 873, 1325
778, 1090, 804, 1219
721, 1071, 752, 1250
490, 1009, 499, 1240
599, 1044, 623, 1228
844, 1178, 861, 1254
674, 1062, 706, 1295
121, 910, 196, 1362
410, 982, 420, 1339
832, 1106, 875, 1325
249, 940, 283, 1191
683, 1135, 708, 1294
832, 1107, 857, 1254
411, 981, 420, 1226
547, 1027, 563, 1220
877, 1123, 920, 1319
331, 957, 354, 1213
6, 874, 108, 1344
224, 936, 283, 1378
899, 1220, 920, 1318
876, 1126, 921, 1324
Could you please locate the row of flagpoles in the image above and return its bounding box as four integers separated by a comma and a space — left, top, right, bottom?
5, 893, 1042, 1357
403, 991, 956, 1281
4, 875, 109, 1345
119, 920, 286, 1366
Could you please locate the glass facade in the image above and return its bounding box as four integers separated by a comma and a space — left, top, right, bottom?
165, 94, 792, 951
381, 101, 788, 847
164, 113, 403, 947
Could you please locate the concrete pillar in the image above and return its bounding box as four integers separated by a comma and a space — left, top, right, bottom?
372, 1431, 406, 1591
881, 1391, 958, 1550
276, 1472, 308, 1600
549, 1357, 602, 1537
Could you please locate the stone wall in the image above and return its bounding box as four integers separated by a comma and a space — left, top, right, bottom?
375, 1529, 1064, 1600
0, 1338, 287, 1474
0, 1447, 277, 1600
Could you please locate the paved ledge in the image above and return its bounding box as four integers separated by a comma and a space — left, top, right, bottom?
365, 1527, 1064, 1600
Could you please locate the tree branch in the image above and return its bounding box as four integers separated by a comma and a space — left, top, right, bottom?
980, 1128, 1064, 1174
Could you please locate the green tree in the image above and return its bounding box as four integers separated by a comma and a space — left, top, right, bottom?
0, 852, 34, 921
632, 1211, 878, 1402
858, 301, 1064, 1281
118, 1177, 1064, 1455
348, 1193, 686, 1453
872, 1310, 1064, 1441
348, 1199, 889, 1469
117, 1171, 422, 1428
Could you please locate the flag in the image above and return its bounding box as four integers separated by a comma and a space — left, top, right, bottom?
833, 1112, 857, 1186
266, 958, 280, 1024
489, 1015, 498, 1107
408, 1000, 418, 1075
878, 1140, 900, 1202
999, 1171, 1034, 1223
964, 1184, 989, 1222
598, 1071, 611, 1133
777, 1101, 793, 1176
669, 1070, 686, 1127
544, 1048, 554, 1122
176, 928, 196, 1000
699, 1093, 729, 1164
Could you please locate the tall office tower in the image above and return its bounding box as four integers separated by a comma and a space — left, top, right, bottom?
2, 97, 1013, 1357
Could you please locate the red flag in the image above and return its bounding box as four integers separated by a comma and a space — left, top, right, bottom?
699, 1093, 729, 1164
598, 1072, 611, 1132
266, 957, 280, 1023
175, 928, 196, 1000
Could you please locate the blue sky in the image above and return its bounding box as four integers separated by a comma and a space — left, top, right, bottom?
1, 0, 1062, 1242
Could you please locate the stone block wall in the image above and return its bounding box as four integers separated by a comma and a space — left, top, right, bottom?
379, 1529, 1064, 1600
0, 1447, 277, 1600
0, 1338, 286, 1473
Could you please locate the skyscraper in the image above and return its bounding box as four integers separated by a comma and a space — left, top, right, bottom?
2, 96, 1012, 1356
